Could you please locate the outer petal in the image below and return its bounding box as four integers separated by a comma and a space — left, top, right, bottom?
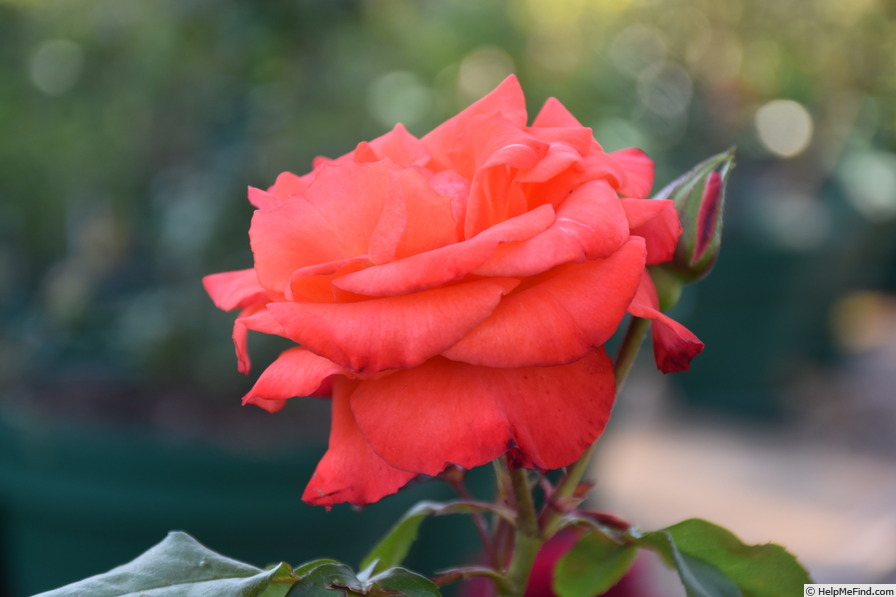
249, 170, 318, 210
268, 277, 519, 374
610, 148, 655, 198
304, 377, 417, 506
473, 180, 630, 277
248, 187, 278, 210
269, 170, 315, 198
232, 303, 283, 374
621, 198, 682, 265
241, 347, 351, 411
445, 238, 646, 368
627, 272, 704, 373
203, 269, 268, 311
350, 350, 615, 476
334, 204, 555, 297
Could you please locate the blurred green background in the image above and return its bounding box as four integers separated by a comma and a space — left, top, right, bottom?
1, 0, 895, 594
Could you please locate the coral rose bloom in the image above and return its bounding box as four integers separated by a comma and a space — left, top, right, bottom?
204, 75, 702, 506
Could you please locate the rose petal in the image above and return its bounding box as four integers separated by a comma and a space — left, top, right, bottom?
334, 204, 555, 297
261, 170, 317, 207
473, 180, 630, 277
515, 141, 583, 184
532, 97, 585, 129
519, 151, 627, 208
287, 257, 370, 303
248, 187, 278, 210
365, 122, 430, 167
627, 272, 704, 373
232, 302, 283, 374
446, 238, 646, 367
352, 141, 379, 163
233, 305, 285, 374
621, 198, 682, 264
350, 350, 615, 475
241, 347, 350, 411
268, 277, 519, 374
423, 74, 528, 173
650, 314, 705, 373
203, 269, 268, 311
304, 377, 417, 506
465, 162, 530, 238
620, 197, 670, 229
575, 151, 629, 189
458, 114, 549, 236
376, 167, 458, 261
428, 169, 471, 238
250, 161, 394, 292
610, 148, 655, 198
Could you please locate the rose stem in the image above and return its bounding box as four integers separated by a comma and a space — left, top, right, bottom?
543, 315, 651, 536
498, 466, 541, 597
492, 456, 515, 569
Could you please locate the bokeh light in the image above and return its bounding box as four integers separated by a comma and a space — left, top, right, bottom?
755, 99, 815, 158
457, 46, 515, 103
368, 71, 432, 129
28, 38, 84, 95
837, 149, 896, 222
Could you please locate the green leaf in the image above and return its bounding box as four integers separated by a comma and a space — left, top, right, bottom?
553, 531, 638, 597
287, 561, 363, 597
636, 530, 741, 597
292, 560, 345, 578
663, 519, 812, 597
360, 500, 513, 574
35, 531, 293, 597
370, 567, 441, 597
635, 519, 811, 597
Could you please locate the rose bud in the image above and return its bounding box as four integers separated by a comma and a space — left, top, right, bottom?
655, 148, 735, 284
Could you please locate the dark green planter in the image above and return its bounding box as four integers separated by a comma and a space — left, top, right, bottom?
673, 237, 839, 419
0, 408, 481, 596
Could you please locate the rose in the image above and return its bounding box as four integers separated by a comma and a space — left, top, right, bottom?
204, 75, 702, 507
